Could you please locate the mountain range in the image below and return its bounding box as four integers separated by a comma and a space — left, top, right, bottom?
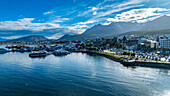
2, 15, 170, 42
83, 22, 143, 35
59, 15, 170, 40
83, 15, 170, 35
9, 35, 49, 42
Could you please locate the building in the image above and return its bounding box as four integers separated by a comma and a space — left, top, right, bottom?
148, 40, 159, 49
160, 39, 170, 49
138, 39, 158, 49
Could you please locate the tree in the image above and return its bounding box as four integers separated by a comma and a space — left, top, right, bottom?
123, 51, 127, 55
131, 53, 136, 57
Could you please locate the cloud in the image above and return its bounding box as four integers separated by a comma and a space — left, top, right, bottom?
1, 35, 26, 39
94, 4, 144, 18
79, 0, 146, 17
1, 0, 170, 40
93, 11, 97, 15
0, 18, 61, 31
77, 20, 96, 25
78, 7, 99, 17
52, 18, 70, 23
106, 8, 170, 23
43, 10, 54, 15
0, 18, 82, 39
75, 0, 145, 28
0, 27, 79, 39
161, 2, 170, 6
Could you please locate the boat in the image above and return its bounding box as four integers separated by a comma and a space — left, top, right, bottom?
29, 51, 49, 57
17, 48, 27, 52
53, 50, 70, 56
0, 48, 10, 53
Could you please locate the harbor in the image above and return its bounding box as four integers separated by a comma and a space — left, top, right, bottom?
1, 44, 170, 69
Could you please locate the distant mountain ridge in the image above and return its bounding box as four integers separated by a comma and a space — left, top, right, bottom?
58, 34, 104, 41
0, 38, 8, 41
140, 15, 170, 31
83, 15, 170, 35
10, 35, 49, 42
83, 22, 143, 35
59, 29, 170, 41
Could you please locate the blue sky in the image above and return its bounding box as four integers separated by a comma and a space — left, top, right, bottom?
0, 0, 170, 39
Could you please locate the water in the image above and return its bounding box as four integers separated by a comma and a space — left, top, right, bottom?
0, 52, 170, 96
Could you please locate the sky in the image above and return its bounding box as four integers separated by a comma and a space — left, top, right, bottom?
0, 0, 170, 39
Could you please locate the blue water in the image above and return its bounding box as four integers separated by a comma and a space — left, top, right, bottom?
0, 52, 170, 96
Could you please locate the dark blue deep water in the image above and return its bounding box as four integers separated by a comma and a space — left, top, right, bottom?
0, 52, 170, 96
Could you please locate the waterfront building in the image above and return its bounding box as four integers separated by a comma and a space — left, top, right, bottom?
160, 38, 170, 49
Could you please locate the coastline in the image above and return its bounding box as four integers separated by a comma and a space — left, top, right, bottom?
72, 50, 170, 69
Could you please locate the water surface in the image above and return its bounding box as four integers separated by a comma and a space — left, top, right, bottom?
0, 52, 170, 96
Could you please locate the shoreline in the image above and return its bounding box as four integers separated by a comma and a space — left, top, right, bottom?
72, 50, 170, 69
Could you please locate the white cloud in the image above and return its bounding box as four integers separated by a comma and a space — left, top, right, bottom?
77, 0, 145, 27
0, 18, 61, 31
79, 0, 146, 17
103, 22, 111, 25
161, 2, 170, 6
78, 7, 99, 16
107, 8, 170, 23
93, 11, 97, 15
106, 18, 114, 22
52, 18, 70, 23
43, 10, 54, 15
47, 33, 64, 39
92, 7, 98, 11
77, 20, 96, 25
95, 4, 144, 19
1, 35, 26, 39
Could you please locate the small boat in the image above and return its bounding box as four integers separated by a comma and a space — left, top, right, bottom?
29, 51, 49, 57
17, 48, 27, 52
0, 48, 10, 53
53, 50, 70, 56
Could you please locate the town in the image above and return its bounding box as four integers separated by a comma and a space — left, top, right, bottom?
1, 34, 170, 66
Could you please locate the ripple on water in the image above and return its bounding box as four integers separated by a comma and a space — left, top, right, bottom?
0, 52, 169, 96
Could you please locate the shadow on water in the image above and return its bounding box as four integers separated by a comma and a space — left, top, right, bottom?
29, 56, 47, 59
53, 54, 68, 57
86, 53, 99, 57
0, 52, 8, 55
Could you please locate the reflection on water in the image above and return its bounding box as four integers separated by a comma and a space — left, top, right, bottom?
0, 52, 169, 96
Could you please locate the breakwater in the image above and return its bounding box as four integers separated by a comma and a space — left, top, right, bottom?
73, 50, 170, 69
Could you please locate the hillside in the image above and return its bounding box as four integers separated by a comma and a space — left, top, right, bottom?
58, 34, 104, 41
117, 29, 170, 36
83, 15, 170, 35
141, 15, 170, 31
83, 22, 143, 35
58, 29, 170, 41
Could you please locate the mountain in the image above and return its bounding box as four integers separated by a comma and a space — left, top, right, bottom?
83, 15, 170, 35
116, 29, 170, 36
58, 34, 104, 41
140, 15, 170, 31
10, 35, 49, 42
58, 29, 170, 41
83, 22, 143, 35
0, 38, 7, 41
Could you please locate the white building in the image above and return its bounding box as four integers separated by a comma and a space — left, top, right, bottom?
149, 40, 159, 49
160, 39, 170, 49
139, 39, 159, 49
